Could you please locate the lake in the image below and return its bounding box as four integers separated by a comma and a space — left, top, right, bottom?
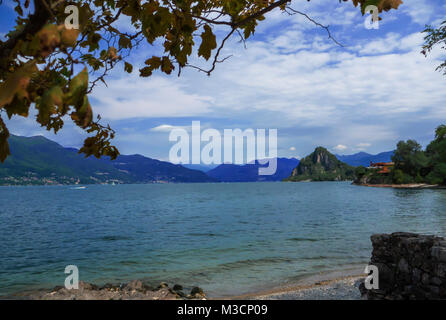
1, 182, 445, 297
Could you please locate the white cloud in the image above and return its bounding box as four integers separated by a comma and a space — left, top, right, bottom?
150, 124, 189, 132
92, 2, 446, 129
187, 30, 445, 129
356, 142, 371, 148
333, 144, 348, 152
69, 1, 445, 158
289, 146, 296, 151
86, 21, 446, 157
355, 142, 372, 151
358, 32, 424, 55
402, 0, 437, 25
92, 74, 213, 120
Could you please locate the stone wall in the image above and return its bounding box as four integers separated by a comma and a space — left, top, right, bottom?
362, 232, 446, 300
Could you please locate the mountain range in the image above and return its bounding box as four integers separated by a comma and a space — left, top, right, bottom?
336, 151, 394, 167
196, 151, 393, 182
0, 135, 215, 185
206, 158, 300, 182
0, 134, 395, 185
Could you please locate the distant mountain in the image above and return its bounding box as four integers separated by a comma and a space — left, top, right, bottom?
182, 164, 218, 172
336, 151, 394, 167
100, 155, 216, 183
0, 135, 215, 185
206, 158, 300, 182
285, 147, 355, 182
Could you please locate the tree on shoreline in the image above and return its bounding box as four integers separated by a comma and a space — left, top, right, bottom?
385, 125, 445, 185
353, 125, 446, 186
0, 0, 403, 162
392, 140, 429, 183
425, 125, 446, 185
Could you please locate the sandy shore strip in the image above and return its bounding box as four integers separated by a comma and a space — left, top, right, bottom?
355, 183, 444, 189
225, 266, 366, 300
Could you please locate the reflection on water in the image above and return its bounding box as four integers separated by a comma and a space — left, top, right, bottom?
0, 182, 445, 296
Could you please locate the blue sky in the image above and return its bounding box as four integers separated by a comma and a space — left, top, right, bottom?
1, 0, 446, 161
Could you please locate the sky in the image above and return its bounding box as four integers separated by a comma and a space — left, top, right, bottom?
1, 0, 446, 162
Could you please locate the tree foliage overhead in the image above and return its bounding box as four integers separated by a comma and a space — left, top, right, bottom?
0, 0, 403, 162
423, 20, 446, 74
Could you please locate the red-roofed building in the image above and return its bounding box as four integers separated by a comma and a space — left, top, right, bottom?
370, 162, 394, 174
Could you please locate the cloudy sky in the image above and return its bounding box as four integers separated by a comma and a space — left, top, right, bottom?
1, 0, 445, 162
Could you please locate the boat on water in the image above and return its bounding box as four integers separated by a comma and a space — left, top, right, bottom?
71, 186, 87, 190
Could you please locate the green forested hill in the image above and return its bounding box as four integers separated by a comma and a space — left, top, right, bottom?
0, 135, 215, 185
285, 147, 355, 182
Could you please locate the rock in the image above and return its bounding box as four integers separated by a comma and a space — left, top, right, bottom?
359, 232, 446, 300
11, 279, 206, 300
398, 258, 410, 273
191, 286, 204, 295
358, 280, 367, 297
173, 284, 183, 291
412, 268, 422, 283
430, 277, 443, 286
175, 290, 186, 298
421, 273, 430, 285
52, 285, 64, 292
101, 283, 114, 290
78, 281, 96, 291
190, 286, 205, 298
429, 285, 440, 295
124, 280, 143, 291
434, 263, 446, 278
364, 232, 446, 300
431, 246, 446, 262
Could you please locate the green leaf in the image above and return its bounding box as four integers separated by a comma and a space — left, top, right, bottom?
65, 67, 89, 106
0, 62, 36, 108
119, 35, 132, 49
36, 86, 64, 126
161, 57, 174, 74
139, 56, 162, 76
0, 117, 10, 163
144, 56, 162, 67
71, 95, 93, 128
198, 25, 217, 61
139, 66, 153, 77
124, 62, 133, 73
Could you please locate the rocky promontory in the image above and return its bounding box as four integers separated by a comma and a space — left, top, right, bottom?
285, 147, 355, 182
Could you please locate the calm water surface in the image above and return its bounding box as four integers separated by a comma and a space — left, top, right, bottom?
1, 182, 446, 296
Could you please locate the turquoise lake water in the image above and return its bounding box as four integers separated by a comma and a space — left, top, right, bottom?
1, 182, 446, 297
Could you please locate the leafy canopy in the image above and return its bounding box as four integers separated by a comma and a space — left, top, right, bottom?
0, 0, 403, 162
389, 125, 446, 185
423, 20, 446, 74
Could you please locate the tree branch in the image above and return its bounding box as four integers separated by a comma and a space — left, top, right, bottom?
186, 28, 236, 76
192, 0, 292, 28
285, 6, 344, 47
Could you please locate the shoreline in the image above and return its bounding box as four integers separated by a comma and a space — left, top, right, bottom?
221, 265, 366, 300
353, 183, 445, 189
3, 281, 206, 300
3, 266, 367, 300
